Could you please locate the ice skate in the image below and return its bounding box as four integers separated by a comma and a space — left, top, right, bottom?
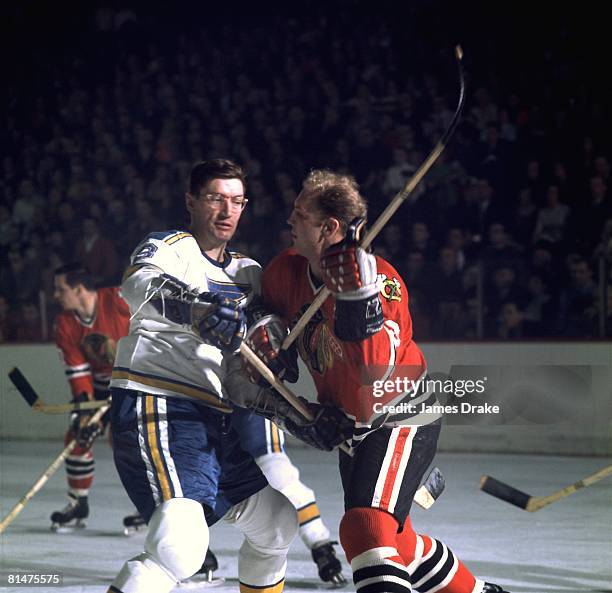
123, 512, 146, 535
180, 549, 225, 587
311, 541, 346, 586
483, 583, 511, 593
50, 494, 88, 532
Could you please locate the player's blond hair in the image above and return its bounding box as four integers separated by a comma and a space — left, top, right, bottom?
301, 169, 368, 229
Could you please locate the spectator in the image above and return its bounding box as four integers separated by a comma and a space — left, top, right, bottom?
570, 176, 611, 255
381, 147, 422, 198
446, 226, 476, 271
407, 221, 435, 259
481, 222, 523, 273
511, 188, 538, 248
430, 247, 463, 304
497, 302, 524, 339
15, 302, 44, 342
431, 301, 469, 339
0, 295, 17, 342
522, 274, 556, 336
533, 184, 571, 245
485, 266, 526, 334
557, 258, 598, 337
2, 250, 41, 306
74, 217, 120, 286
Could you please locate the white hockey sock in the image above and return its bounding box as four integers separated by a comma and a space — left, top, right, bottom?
256, 453, 331, 548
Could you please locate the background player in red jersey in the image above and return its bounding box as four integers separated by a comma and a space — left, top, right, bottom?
50, 262, 130, 530
242, 170, 510, 593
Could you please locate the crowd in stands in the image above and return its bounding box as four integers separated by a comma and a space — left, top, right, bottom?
1, 3, 611, 342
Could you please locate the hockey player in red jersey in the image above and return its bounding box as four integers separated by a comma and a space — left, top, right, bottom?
51, 262, 130, 530
242, 170, 510, 593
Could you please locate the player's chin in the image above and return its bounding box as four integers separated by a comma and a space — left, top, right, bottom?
214, 225, 236, 240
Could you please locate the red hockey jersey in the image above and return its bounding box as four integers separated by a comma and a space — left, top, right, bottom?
262, 249, 428, 424
54, 287, 130, 397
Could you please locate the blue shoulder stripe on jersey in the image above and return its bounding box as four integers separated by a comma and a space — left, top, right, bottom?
207, 280, 252, 303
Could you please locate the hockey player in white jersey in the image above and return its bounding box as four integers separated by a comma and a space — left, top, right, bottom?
107, 159, 299, 593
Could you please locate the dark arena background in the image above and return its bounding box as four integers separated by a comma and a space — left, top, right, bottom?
0, 2, 610, 592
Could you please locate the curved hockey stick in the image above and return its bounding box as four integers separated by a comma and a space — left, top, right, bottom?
8, 367, 109, 414
282, 45, 466, 350
480, 464, 612, 512
0, 403, 109, 534
240, 343, 444, 509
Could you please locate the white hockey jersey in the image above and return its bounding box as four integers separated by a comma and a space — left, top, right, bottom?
110, 230, 261, 411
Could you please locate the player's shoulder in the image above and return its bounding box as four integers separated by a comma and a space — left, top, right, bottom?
375, 254, 403, 280
131, 229, 197, 263
222, 250, 262, 285
97, 286, 126, 307
375, 254, 406, 303
97, 286, 120, 298
54, 309, 77, 338
135, 230, 195, 252
264, 248, 306, 277
227, 249, 261, 268
144, 230, 194, 245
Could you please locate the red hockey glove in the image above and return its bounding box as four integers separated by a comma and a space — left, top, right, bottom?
242, 315, 299, 386
320, 218, 378, 300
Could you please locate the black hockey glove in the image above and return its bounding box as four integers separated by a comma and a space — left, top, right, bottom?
242, 314, 299, 386
195, 293, 247, 352
246, 389, 354, 451
69, 392, 105, 449
151, 288, 246, 353
283, 400, 354, 452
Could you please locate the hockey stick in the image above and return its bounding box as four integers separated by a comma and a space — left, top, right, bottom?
282, 45, 466, 350
0, 403, 109, 534
241, 343, 443, 509
479, 465, 612, 512
8, 367, 109, 414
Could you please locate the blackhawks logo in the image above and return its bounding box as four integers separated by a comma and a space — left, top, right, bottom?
294, 306, 343, 375
81, 333, 118, 366
379, 274, 402, 302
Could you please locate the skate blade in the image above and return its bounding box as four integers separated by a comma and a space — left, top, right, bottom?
51, 520, 86, 533
328, 574, 347, 588
123, 525, 146, 536
179, 575, 225, 588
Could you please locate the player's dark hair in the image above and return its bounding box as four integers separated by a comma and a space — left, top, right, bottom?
54, 263, 95, 291
189, 159, 246, 195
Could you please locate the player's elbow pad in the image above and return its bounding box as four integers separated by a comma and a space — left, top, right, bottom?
334, 294, 384, 341
120, 266, 162, 310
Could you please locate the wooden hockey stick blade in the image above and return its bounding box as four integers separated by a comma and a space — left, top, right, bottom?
281, 45, 465, 351
480, 475, 531, 510
8, 367, 107, 414
0, 404, 110, 534
8, 367, 40, 407
480, 465, 612, 512
414, 467, 445, 509
32, 399, 109, 414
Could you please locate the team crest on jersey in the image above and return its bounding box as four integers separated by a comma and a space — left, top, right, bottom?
295, 306, 343, 375
81, 333, 118, 366
207, 280, 251, 303
133, 242, 158, 262
378, 274, 402, 302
